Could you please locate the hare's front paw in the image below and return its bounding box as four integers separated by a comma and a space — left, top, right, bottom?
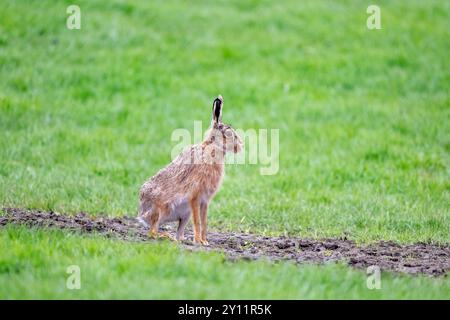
193, 236, 203, 245
193, 237, 209, 246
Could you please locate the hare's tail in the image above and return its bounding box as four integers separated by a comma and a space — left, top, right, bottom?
136, 216, 149, 228
137, 200, 152, 228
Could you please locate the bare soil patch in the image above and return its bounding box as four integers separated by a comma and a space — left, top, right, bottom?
1, 208, 449, 277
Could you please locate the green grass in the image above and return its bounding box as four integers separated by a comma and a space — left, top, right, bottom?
0, 0, 449, 299
1, 226, 449, 299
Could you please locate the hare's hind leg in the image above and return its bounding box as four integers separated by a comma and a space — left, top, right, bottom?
147, 208, 160, 239
147, 205, 176, 241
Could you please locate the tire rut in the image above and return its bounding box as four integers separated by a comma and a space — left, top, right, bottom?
1, 207, 449, 277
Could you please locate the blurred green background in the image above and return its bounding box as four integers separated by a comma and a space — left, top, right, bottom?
0, 0, 449, 298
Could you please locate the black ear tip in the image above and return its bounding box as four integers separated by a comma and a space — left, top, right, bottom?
212, 95, 223, 122
212, 95, 223, 106
212, 98, 222, 122
213, 98, 222, 109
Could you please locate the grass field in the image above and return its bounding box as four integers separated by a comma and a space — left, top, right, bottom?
0, 0, 449, 299
1, 226, 449, 299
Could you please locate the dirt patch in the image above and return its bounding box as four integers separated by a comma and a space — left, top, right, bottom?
1, 207, 449, 277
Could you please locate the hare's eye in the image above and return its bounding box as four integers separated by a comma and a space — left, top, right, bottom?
224, 130, 233, 137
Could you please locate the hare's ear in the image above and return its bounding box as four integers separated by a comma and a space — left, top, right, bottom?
212, 95, 223, 124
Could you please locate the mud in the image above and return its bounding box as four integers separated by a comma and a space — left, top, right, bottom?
1, 208, 449, 277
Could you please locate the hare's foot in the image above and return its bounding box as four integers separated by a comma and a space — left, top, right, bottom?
158, 231, 176, 241
201, 233, 209, 246
193, 236, 209, 246
193, 235, 203, 245
147, 230, 175, 241
148, 229, 158, 239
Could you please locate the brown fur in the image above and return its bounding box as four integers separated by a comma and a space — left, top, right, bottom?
138, 95, 242, 245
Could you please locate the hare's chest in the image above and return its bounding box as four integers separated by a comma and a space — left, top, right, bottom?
201, 165, 224, 191
200, 178, 223, 203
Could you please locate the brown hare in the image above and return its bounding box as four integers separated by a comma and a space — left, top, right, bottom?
137, 95, 243, 245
